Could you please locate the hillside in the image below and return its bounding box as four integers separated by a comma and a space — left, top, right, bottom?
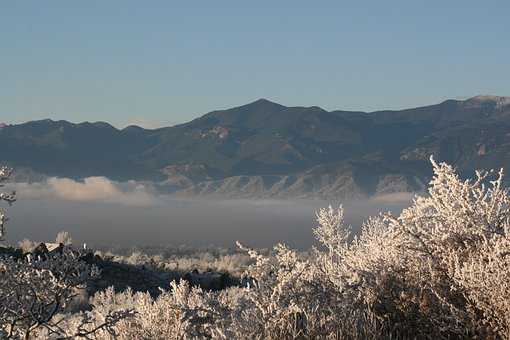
1, 95, 510, 198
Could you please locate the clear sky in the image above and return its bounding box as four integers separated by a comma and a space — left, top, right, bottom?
1, 1, 509, 128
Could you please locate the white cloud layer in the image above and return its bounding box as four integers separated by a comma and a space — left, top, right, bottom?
11, 177, 416, 208
13, 177, 157, 206
7, 179, 415, 248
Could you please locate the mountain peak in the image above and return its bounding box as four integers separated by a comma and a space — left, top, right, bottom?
245, 98, 284, 108
253, 98, 277, 104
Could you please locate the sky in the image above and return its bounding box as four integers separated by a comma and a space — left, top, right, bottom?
1, 1, 509, 128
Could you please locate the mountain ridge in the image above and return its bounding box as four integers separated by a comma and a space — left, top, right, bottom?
7, 94, 509, 130
1, 95, 509, 199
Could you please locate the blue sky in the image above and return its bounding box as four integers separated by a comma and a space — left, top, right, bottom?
1, 1, 509, 128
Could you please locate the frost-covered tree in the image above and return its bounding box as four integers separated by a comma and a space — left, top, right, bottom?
1, 249, 93, 338
385, 157, 510, 337
0, 241, 133, 339
55, 231, 73, 246
0, 166, 131, 339
309, 157, 510, 338
0, 166, 16, 241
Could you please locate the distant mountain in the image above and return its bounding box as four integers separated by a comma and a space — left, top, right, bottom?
2, 95, 510, 199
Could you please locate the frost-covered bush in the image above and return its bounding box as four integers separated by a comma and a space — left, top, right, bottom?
0, 164, 131, 339
52, 281, 233, 339
4, 158, 510, 339
386, 158, 510, 337
303, 158, 510, 338
55, 230, 73, 246
95, 245, 253, 278
18, 238, 37, 253
0, 247, 132, 339
84, 158, 510, 339
0, 166, 16, 241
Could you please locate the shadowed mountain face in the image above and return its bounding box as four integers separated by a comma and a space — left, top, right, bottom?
2, 95, 510, 199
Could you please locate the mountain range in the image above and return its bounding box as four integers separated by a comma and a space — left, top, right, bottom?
2, 95, 510, 199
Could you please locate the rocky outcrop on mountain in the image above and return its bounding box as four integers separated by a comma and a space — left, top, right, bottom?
171, 161, 425, 199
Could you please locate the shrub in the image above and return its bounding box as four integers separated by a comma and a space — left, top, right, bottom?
87, 158, 510, 339
4, 158, 510, 339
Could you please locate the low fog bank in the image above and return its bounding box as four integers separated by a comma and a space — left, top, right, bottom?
6, 177, 414, 250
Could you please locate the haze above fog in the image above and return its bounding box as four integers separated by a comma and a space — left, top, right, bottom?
6, 177, 413, 250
